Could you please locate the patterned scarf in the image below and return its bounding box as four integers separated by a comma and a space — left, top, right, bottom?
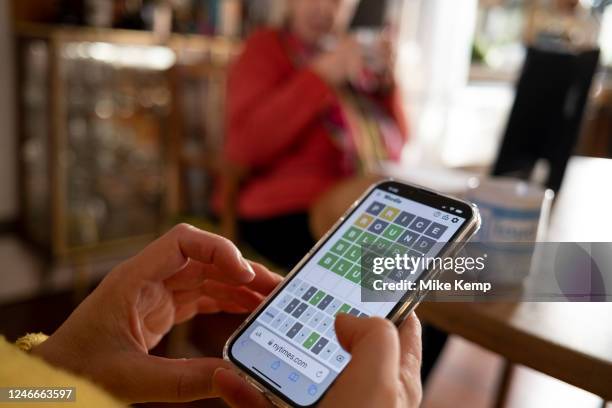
280, 30, 404, 175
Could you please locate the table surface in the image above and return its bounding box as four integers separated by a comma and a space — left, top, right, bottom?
414, 156, 612, 400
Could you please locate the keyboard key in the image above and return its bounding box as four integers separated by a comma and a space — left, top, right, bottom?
292, 302, 308, 318
336, 304, 351, 316
317, 316, 333, 332
383, 224, 404, 241
317, 294, 334, 310
296, 327, 312, 343
331, 259, 352, 277
296, 282, 310, 297
409, 217, 431, 233
302, 287, 317, 301
311, 337, 329, 355
261, 307, 279, 324
318, 253, 339, 270
286, 322, 303, 339
424, 222, 448, 239
309, 290, 326, 306
366, 201, 385, 216
271, 313, 287, 329
343, 227, 362, 242
300, 305, 315, 323
326, 299, 342, 315
330, 350, 350, 368
321, 342, 338, 360
359, 313, 369, 317
303, 332, 320, 349
286, 278, 303, 294
280, 317, 296, 333
278, 295, 292, 309
326, 325, 336, 340
413, 236, 437, 253
368, 219, 389, 235
397, 230, 419, 247
355, 214, 374, 229
380, 206, 400, 222
349, 308, 361, 316
284, 299, 300, 314
309, 312, 325, 327
394, 211, 416, 227
330, 239, 351, 256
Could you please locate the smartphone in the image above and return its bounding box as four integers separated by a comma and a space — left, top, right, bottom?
349, 0, 389, 30
224, 180, 481, 407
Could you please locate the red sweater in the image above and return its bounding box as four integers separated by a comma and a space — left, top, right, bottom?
223, 29, 405, 219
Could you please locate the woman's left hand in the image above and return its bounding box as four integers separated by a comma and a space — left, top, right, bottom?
32, 224, 282, 403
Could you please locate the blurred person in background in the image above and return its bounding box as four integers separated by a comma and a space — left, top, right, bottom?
216, 0, 408, 269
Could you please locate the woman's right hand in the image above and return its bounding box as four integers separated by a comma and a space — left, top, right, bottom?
311, 36, 364, 86
213, 313, 423, 408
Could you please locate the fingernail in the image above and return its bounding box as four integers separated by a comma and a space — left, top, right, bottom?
241, 257, 256, 280
212, 367, 228, 393
213, 367, 228, 378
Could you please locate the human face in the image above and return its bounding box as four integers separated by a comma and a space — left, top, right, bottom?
288, 0, 343, 45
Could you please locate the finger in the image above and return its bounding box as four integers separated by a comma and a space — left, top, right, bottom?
200, 281, 265, 310
397, 313, 423, 405
205, 299, 250, 314
173, 287, 208, 305
174, 302, 199, 324
194, 296, 221, 314
243, 262, 283, 295
109, 354, 231, 403
167, 259, 263, 291
164, 261, 207, 290
213, 368, 273, 408
398, 313, 422, 375
334, 314, 400, 383
167, 260, 281, 295
127, 224, 255, 283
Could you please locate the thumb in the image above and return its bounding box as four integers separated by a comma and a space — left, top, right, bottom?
106, 353, 232, 403
334, 314, 400, 383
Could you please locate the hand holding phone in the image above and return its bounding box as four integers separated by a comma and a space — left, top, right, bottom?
214, 313, 422, 408
224, 180, 480, 407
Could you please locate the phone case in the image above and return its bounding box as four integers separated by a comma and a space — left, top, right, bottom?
223, 179, 481, 407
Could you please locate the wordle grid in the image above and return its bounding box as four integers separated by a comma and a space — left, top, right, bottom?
318, 201, 449, 287
260, 278, 367, 371
258, 201, 450, 371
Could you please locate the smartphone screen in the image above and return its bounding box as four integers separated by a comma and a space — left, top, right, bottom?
227, 181, 476, 407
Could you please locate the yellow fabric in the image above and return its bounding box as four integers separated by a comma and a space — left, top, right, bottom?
15, 333, 49, 352
0, 336, 125, 408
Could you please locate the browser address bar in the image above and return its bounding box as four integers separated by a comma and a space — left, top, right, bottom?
250, 325, 330, 384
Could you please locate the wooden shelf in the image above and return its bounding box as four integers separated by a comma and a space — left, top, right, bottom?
14, 22, 243, 55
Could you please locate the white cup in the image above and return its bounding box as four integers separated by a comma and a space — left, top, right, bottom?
466, 177, 554, 290
467, 177, 554, 243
